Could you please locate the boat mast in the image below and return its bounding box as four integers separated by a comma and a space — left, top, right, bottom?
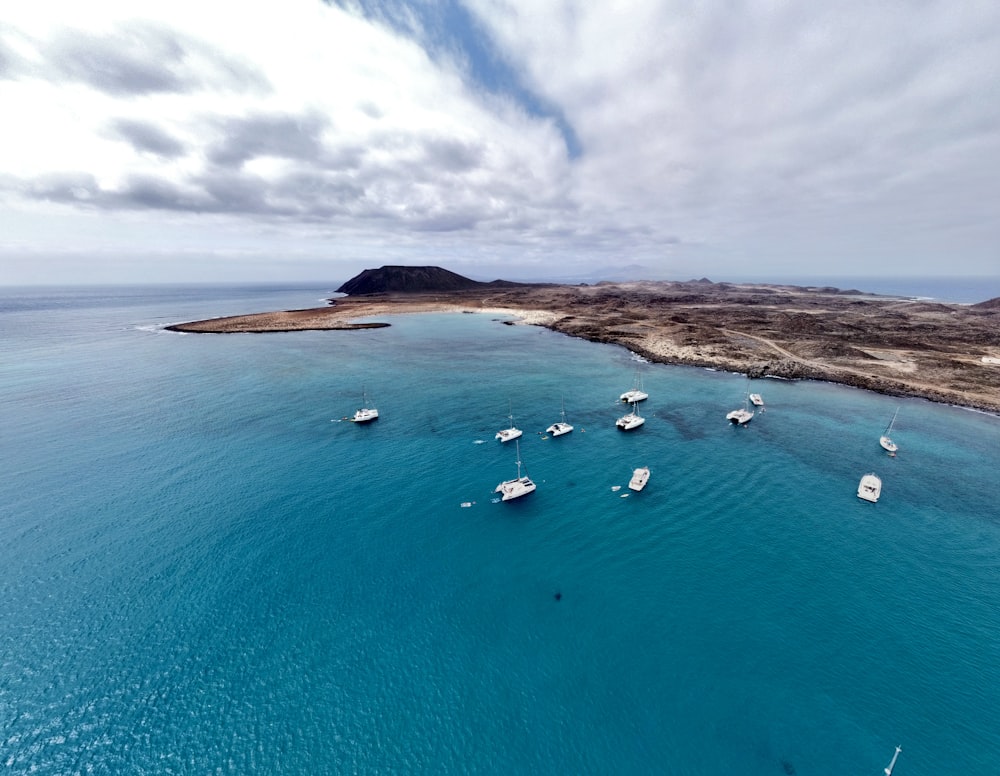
885, 407, 899, 435
884, 745, 902, 775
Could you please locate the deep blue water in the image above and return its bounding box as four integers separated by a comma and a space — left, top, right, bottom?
2, 285, 999, 774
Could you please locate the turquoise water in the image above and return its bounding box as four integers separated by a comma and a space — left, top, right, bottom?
2, 285, 999, 774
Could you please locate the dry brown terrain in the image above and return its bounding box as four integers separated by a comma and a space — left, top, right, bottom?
167, 281, 1000, 413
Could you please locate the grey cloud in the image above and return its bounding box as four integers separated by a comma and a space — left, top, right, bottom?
47, 22, 269, 96
197, 171, 274, 214
10, 97, 575, 237
410, 211, 481, 232
270, 172, 366, 217
25, 172, 101, 204
422, 137, 483, 173
0, 35, 16, 78
357, 100, 383, 119
207, 113, 329, 167
109, 175, 212, 211
15, 171, 209, 213
109, 119, 186, 157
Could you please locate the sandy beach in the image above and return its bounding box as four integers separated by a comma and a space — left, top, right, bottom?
167, 282, 1000, 414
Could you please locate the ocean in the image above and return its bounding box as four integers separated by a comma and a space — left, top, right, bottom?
1, 284, 999, 775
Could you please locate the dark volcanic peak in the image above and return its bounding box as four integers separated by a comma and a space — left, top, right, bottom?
337, 265, 480, 295
336, 265, 528, 295
971, 296, 1000, 310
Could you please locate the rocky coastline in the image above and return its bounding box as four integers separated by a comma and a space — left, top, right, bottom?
167, 279, 1000, 414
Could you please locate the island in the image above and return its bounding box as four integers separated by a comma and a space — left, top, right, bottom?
167, 266, 1000, 414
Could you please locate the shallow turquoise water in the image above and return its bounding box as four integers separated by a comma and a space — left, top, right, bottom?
1, 286, 999, 774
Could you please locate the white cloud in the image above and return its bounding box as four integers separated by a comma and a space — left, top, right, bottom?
1, 0, 999, 283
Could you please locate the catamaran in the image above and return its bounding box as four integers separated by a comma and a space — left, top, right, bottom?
620, 370, 649, 403
726, 392, 754, 425
726, 406, 754, 425
616, 401, 645, 430
880, 407, 899, 454
496, 402, 523, 443
495, 439, 536, 501
726, 378, 755, 425
546, 399, 574, 437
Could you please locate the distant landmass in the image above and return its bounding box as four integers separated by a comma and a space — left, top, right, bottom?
336, 265, 533, 295
169, 269, 1000, 414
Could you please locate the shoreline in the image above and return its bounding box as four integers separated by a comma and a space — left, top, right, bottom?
166, 283, 1000, 415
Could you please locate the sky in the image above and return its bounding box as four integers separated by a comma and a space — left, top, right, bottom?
1, 0, 998, 285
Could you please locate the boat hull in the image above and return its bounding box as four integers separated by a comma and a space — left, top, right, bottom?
726, 409, 754, 424
546, 422, 573, 436
496, 476, 536, 501
496, 428, 523, 442
628, 467, 650, 491
616, 415, 644, 430
857, 473, 882, 503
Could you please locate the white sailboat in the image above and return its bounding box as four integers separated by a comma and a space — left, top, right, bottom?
857, 473, 882, 503
616, 401, 645, 430
884, 745, 902, 775
628, 466, 650, 492
351, 388, 379, 423
496, 402, 523, 443
726, 381, 754, 425
620, 370, 649, 403
880, 407, 899, 454
748, 392, 764, 407
546, 399, 574, 437
495, 439, 536, 501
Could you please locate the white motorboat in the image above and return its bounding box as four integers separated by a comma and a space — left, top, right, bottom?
495, 439, 536, 501
546, 400, 574, 437
857, 473, 882, 503
351, 388, 379, 423
620, 370, 648, 403
880, 407, 899, 454
748, 393, 764, 407
496, 403, 522, 442
616, 402, 645, 430
628, 466, 650, 492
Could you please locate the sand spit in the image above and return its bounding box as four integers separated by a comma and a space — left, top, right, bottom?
167, 282, 1000, 414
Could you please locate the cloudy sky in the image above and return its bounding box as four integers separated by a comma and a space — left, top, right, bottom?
2, 0, 998, 284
